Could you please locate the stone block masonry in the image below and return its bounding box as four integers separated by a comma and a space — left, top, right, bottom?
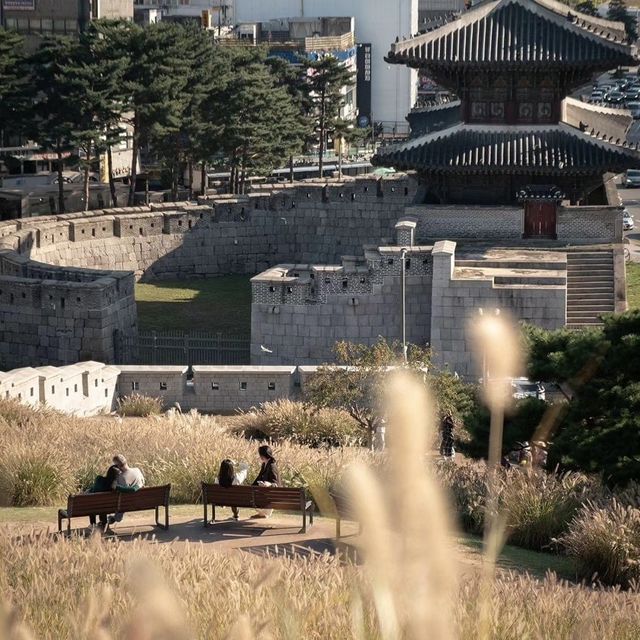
0, 249, 137, 370
0, 175, 417, 368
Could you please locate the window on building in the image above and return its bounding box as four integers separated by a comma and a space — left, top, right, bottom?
91, 0, 99, 19
131, 381, 139, 391
159, 382, 167, 391
74, 384, 78, 393
240, 382, 247, 391
51, 385, 55, 394
211, 382, 219, 391
30, 387, 34, 397
95, 379, 99, 387
268, 382, 276, 391
65, 388, 69, 397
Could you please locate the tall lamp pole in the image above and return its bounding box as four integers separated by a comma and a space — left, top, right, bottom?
401, 247, 408, 364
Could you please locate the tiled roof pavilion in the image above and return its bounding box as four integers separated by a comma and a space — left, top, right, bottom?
375, 0, 640, 186
387, 0, 636, 68
374, 123, 640, 175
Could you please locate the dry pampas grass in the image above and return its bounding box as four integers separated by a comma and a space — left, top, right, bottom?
2, 317, 640, 638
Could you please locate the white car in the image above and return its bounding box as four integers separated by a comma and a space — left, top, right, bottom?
511, 378, 546, 401
624, 210, 634, 230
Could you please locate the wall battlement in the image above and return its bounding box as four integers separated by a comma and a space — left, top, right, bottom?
0, 361, 337, 416
0, 175, 417, 368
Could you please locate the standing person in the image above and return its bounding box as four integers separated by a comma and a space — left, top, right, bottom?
88, 463, 120, 528
217, 458, 249, 520
251, 445, 280, 520
440, 414, 456, 460
107, 454, 145, 526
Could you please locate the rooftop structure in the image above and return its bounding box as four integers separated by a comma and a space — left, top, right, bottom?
374, 0, 640, 217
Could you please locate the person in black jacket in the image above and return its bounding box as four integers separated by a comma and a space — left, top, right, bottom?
251, 445, 280, 519
88, 463, 120, 528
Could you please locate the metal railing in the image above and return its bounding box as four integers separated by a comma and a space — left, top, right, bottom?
115, 330, 250, 366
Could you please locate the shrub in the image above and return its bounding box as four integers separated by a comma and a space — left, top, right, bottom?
558, 500, 640, 587
435, 460, 487, 535
435, 461, 600, 550
0, 402, 372, 506
117, 393, 164, 417
0, 451, 73, 506
236, 399, 362, 447
500, 470, 598, 551
461, 397, 548, 459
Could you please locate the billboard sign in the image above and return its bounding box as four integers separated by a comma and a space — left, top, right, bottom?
2, 0, 35, 10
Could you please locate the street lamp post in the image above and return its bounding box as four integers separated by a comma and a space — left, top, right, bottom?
401, 247, 408, 364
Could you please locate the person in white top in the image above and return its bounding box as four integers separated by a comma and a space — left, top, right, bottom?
108, 454, 145, 526
217, 459, 249, 520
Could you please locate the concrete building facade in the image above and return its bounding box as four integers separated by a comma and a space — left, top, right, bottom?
232, 0, 418, 124
1, 0, 133, 44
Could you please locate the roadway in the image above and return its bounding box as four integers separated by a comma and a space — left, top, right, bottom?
619, 185, 640, 262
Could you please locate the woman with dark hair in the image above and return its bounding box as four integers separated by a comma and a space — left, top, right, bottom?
217, 458, 248, 520
251, 445, 280, 519
88, 463, 120, 528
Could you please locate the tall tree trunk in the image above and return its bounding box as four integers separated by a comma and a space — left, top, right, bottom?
318, 88, 326, 179
107, 143, 118, 207
128, 114, 139, 206
171, 158, 178, 201
187, 159, 193, 200
200, 161, 207, 197
56, 142, 65, 214
289, 154, 294, 183
82, 141, 91, 212
240, 147, 248, 194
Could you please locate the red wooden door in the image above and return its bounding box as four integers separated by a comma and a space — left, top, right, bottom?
524, 202, 557, 238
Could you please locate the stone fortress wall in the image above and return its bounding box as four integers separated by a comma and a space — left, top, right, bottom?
0, 361, 332, 416
250, 220, 568, 375
0, 175, 416, 369
0, 173, 622, 373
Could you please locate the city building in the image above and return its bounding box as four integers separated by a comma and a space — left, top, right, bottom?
1, 0, 133, 46
232, 0, 417, 128
221, 16, 359, 123
133, 0, 231, 26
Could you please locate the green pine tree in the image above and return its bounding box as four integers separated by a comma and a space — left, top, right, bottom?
0, 28, 28, 148
305, 55, 356, 179
608, 0, 638, 43
27, 37, 84, 214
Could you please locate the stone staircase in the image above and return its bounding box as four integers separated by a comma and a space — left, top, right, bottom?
566, 250, 615, 329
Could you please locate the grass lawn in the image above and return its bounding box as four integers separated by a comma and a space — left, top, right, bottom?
459, 535, 578, 581
627, 262, 640, 310
135, 276, 251, 335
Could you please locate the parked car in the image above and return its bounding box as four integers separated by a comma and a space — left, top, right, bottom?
623, 210, 634, 230
626, 101, 640, 118
590, 90, 605, 102
606, 90, 626, 104
511, 378, 546, 401
625, 169, 640, 188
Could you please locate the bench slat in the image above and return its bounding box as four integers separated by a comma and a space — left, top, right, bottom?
67, 493, 119, 517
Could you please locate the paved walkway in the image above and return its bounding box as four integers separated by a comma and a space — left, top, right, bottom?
4, 510, 361, 561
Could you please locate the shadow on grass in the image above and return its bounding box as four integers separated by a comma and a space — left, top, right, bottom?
135, 276, 252, 334
459, 534, 578, 581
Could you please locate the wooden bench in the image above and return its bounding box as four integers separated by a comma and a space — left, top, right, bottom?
57, 485, 171, 533
201, 483, 314, 533
330, 489, 361, 539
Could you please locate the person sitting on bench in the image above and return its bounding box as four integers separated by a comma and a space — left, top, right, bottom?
107, 454, 145, 526
217, 459, 249, 520
251, 445, 280, 520
88, 463, 120, 528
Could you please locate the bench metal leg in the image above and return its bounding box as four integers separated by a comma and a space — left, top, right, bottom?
302, 508, 306, 534
203, 501, 208, 528
155, 505, 169, 530
309, 503, 314, 525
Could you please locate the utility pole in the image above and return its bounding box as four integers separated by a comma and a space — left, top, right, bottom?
401, 247, 408, 364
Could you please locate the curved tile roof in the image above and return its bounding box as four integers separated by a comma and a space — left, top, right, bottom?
373, 123, 640, 174
388, 0, 637, 67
